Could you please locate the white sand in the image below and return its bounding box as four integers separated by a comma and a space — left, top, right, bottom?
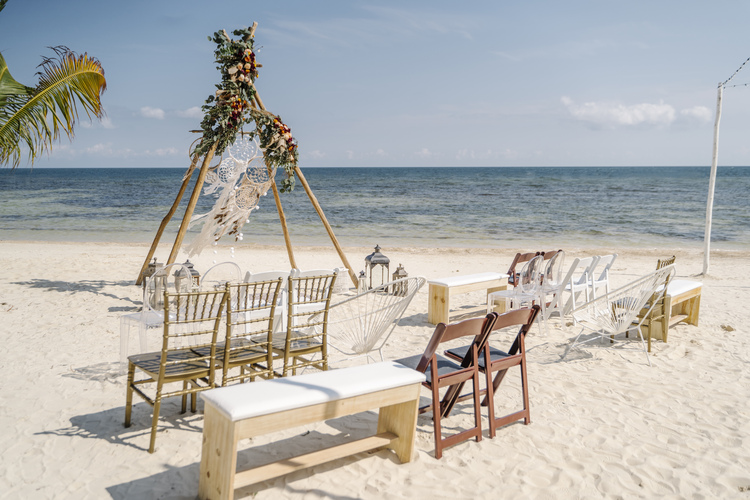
1, 241, 748, 499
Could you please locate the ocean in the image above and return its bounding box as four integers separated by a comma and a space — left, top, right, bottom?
0, 166, 748, 250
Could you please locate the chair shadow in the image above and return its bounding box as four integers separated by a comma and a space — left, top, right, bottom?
36, 399, 205, 454
10, 278, 139, 303
395, 311, 430, 326
103, 414, 399, 500
62, 361, 127, 383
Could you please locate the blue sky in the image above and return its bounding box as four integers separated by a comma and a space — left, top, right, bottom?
2, 1, 749, 168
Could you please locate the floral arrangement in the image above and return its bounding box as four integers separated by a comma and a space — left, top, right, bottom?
192, 26, 298, 192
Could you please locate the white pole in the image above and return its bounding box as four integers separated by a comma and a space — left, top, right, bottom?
702, 83, 723, 276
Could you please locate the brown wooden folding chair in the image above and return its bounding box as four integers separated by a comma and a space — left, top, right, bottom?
444, 305, 540, 438
395, 313, 497, 459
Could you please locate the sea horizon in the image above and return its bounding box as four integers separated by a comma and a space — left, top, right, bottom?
1, 166, 748, 251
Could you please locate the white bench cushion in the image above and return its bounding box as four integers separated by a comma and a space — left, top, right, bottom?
429, 272, 508, 288
665, 279, 701, 298
201, 361, 426, 422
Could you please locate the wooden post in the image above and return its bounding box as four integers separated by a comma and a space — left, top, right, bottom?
703, 83, 723, 276
294, 165, 359, 287
167, 142, 219, 265
135, 152, 200, 285
269, 173, 298, 269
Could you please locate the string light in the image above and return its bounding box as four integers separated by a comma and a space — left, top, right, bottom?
721, 56, 750, 88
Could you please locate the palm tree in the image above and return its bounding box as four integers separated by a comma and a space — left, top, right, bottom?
0, 1, 107, 168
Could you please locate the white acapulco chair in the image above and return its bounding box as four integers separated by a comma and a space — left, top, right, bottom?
119, 263, 192, 362
561, 264, 675, 366
589, 253, 617, 299
324, 276, 426, 364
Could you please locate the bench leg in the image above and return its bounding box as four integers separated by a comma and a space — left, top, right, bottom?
428, 284, 449, 325
685, 294, 701, 326
377, 386, 421, 463
199, 405, 238, 500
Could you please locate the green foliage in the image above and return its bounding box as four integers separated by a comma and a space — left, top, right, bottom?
0, 46, 107, 168
193, 26, 298, 192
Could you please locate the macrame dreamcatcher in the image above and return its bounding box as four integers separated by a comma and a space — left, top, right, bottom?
186, 135, 276, 256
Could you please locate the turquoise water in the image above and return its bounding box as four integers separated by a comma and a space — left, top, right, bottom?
0, 167, 748, 250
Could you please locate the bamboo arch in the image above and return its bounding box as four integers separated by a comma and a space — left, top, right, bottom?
136, 23, 359, 288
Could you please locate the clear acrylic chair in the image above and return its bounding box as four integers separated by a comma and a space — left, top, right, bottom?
200, 261, 242, 291
119, 263, 192, 362
487, 255, 544, 325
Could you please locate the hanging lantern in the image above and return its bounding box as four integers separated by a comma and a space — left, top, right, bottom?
390, 263, 409, 296
364, 245, 390, 290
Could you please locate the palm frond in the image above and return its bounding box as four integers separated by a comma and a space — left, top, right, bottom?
0, 46, 106, 168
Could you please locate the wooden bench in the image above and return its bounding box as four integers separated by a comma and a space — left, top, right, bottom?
650, 279, 702, 342
427, 272, 509, 324
198, 361, 426, 500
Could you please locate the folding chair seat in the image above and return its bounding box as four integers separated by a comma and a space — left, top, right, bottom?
444, 306, 540, 438
395, 313, 497, 459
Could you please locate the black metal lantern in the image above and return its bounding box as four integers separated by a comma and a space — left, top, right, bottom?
391, 263, 408, 296
364, 245, 390, 290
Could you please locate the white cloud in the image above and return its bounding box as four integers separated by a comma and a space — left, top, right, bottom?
85, 142, 135, 157
150, 148, 179, 157
415, 148, 432, 159
176, 106, 203, 119
680, 106, 712, 122
79, 116, 115, 129
561, 96, 676, 128
306, 150, 326, 159
456, 149, 476, 160
140, 106, 165, 120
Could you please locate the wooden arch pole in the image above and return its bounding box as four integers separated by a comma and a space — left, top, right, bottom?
167, 142, 219, 265
135, 152, 201, 285
269, 169, 298, 269
293, 165, 359, 287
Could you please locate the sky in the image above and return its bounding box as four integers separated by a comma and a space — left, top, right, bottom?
1, 0, 749, 168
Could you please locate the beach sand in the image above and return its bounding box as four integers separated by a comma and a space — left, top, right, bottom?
0, 240, 748, 499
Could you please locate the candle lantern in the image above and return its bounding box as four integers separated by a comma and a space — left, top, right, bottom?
150, 266, 169, 311
357, 270, 368, 294
390, 263, 409, 296
141, 257, 161, 292
174, 260, 201, 291
364, 245, 390, 290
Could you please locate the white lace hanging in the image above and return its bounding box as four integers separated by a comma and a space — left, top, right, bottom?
186, 136, 276, 256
